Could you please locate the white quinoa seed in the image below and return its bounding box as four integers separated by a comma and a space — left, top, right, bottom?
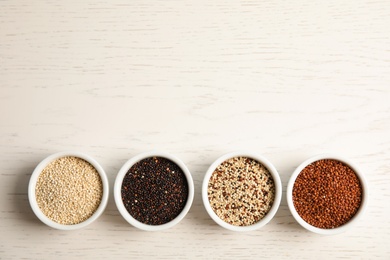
35, 156, 103, 225
208, 157, 275, 226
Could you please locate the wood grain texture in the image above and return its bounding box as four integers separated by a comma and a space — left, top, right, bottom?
1, 0, 389, 259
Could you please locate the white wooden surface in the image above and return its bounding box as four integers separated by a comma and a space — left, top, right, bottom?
1, 0, 389, 259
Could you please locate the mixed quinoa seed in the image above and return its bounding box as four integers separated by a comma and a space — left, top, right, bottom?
33, 155, 363, 230
208, 157, 275, 226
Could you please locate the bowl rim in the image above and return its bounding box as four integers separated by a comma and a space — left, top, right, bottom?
113, 151, 194, 231
286, 153, 369, 235
28, 151, 109, 230
202, 151, 282, 232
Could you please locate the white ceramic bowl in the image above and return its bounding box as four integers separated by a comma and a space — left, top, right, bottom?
287, 154, 368, 235
202, 152, 282, 232
114, 151, 194, 231
28, 151, 109, 230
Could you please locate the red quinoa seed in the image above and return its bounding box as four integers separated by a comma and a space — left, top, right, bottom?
292, 159, 362, 229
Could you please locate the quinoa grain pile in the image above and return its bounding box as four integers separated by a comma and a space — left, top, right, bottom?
292, 159, 362, 229
35, 156, 103, 225
208, 157, 275, 226
121, 157, 188, 225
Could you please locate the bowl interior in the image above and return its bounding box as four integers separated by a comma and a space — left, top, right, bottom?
287, 154, 368, 235
28, 151, 109, 230
202, 152, 282, 232
114, 151, 194, 231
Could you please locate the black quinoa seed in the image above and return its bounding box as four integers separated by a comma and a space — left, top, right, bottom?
121, 156, 189, 225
